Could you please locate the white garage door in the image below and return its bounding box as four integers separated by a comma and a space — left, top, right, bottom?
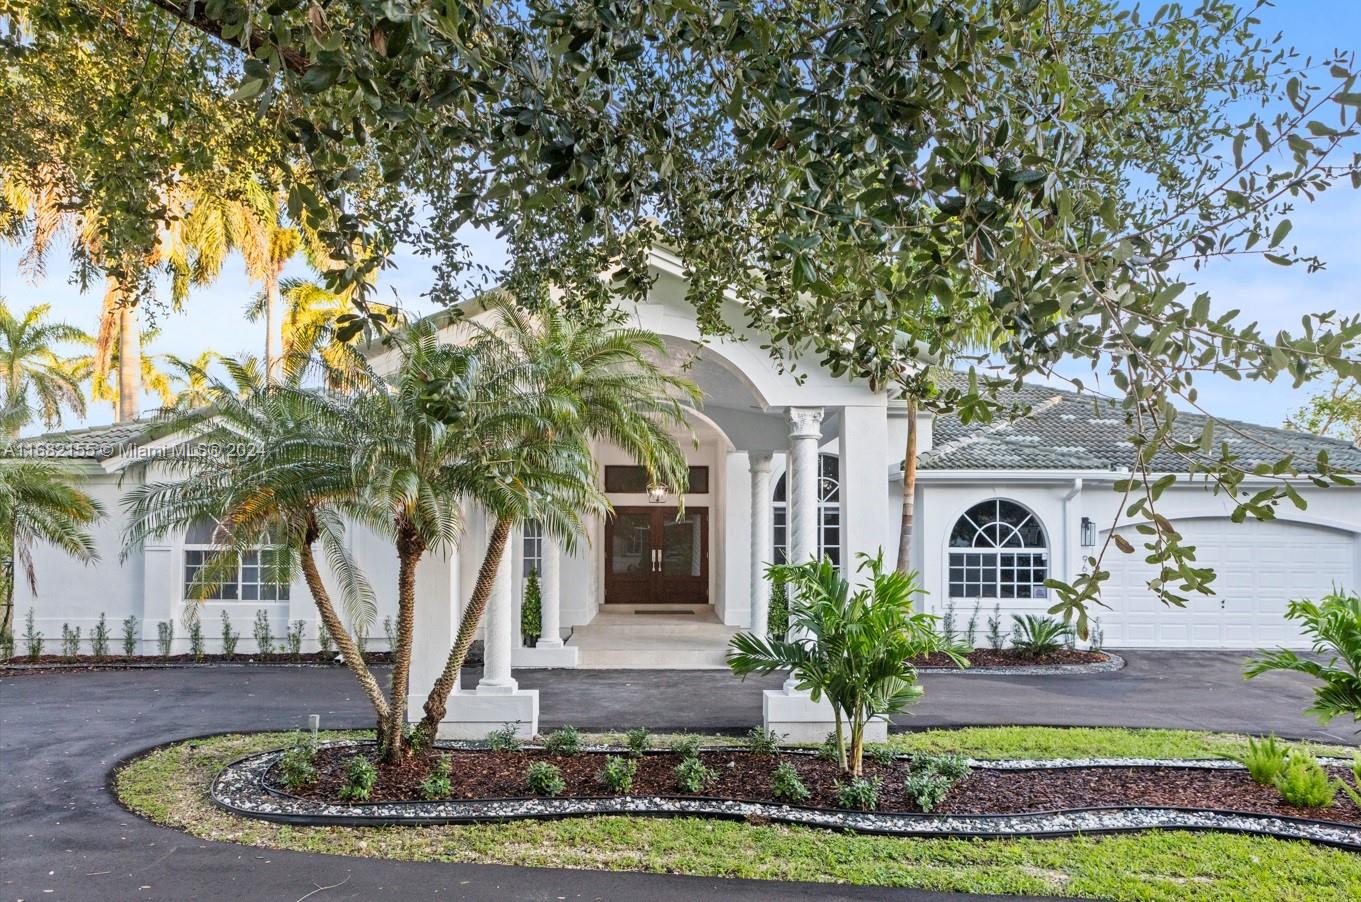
1099, 518, 1357, 649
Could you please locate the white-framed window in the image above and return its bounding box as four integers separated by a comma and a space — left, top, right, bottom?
772, 453, 841, 566
522, 520, 544, 577
947, 499, 1048, 599
183, 520, 290, 602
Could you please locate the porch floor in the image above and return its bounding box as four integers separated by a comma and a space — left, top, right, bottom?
566, 606, 739, 669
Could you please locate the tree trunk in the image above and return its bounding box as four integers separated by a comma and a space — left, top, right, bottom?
298, 540, 390, 728
264, 268, 283, 381
381, 521, 423, 762
416, 518, 512, 744
895, 394, 919, 574
117, 303, 141, 422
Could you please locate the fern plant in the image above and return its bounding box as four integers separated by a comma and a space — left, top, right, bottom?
1246, 591, 1361, 725
1231, 735, 1288, 786
1273, 750, 1336, 808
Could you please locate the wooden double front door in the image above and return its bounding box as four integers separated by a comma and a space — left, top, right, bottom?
604, 506, 708, 605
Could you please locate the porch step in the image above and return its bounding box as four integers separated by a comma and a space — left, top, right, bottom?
567, 610, 740, 669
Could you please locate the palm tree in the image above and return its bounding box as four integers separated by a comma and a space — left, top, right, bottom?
414, 301, 698, 744
0, 459, 103, 638
0, 300, 88, 436
728, 554, 964, 775
164, 351, 222, 409
69, 325, 180, 419
121, 356, 388, 722
246, 277, 400, 387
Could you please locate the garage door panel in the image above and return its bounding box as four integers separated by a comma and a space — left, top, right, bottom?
1098, 518, 1355, 649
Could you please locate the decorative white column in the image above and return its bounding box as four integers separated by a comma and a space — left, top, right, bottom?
785, 408, 824, 570
478, 542, 517, 692
749, 452, 773, 639
537, 537, 563, 647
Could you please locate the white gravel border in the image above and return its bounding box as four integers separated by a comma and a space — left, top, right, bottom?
917, 652, 1125, 675
208, 740, 1360, 849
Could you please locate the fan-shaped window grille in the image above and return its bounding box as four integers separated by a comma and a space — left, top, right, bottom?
947, 500, 1048, 599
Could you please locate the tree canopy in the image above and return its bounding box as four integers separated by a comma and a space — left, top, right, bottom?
7, 0, 1361, 628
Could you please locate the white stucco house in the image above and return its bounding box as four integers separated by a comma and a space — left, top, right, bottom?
12, 246, 1361, 738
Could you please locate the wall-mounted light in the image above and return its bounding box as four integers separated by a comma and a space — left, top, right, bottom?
647, 483, 669, 504
1080, 516, 1096, 548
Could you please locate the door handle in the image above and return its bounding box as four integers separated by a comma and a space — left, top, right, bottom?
652, 548, 661, 572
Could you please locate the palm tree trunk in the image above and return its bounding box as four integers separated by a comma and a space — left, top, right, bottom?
895, 394, 918, 574
117, 303, 141, 422
381, 522, 423, 762
298, 541, 390, 727
416, 517, 512, 744
264, 268, 282, 381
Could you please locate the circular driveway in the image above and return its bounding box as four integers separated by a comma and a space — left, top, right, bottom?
1, 652, 1351, 901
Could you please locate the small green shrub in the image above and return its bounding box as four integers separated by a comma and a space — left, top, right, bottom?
486, 723, 522, 752
543, 725, 582, 756
1232, 735, 1288, 786
915, 753, 972, 780
940, 601, 957, 645
834, 776, 882, 811
521, 567, 542, 646
904, 771, 952, 812
986, 603, 1004, 651
865, 744, 897, 767
622, 726, 650, 758
1273, 750, 1336, 808
1009, 614, 1072, 658
670, 733, 703, 758
964, 603, 980, 649
317, 622, 335, 658
338, 755, 378, 802
219, 611, 237, 659
287, 620, 305, 661
771, 761, 810, 803
23, 609, 41, 661
91, 613, 110, 660
188, 616, 205, 661
527, 761, 566, 797
252, 610, 274, 656
598, 755, 637, 793
60, 623, 80, 660
815, 733, 840, 763
419, 756, 453, 800
674, 756, 717, 793
279, 733, 318, 790
156, 621, 174, 658
1089, 618, 1105, 653
745, 726, 782, 756
120, 614, 138, 656
767, 578, 789, 638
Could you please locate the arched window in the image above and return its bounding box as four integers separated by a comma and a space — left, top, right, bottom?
183, 520, 290, 602
947, 500, 1048, 599
773, 453, 841, 566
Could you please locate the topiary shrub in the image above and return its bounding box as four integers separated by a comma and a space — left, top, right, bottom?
521, 568, 542, 647
767, 577, 789, 638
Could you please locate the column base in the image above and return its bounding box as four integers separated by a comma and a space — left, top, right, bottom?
512, 643, 579, 668
762, 688, 888, 744
419, 688, 539, 740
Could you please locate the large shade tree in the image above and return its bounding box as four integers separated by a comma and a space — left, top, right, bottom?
15, 0, 1361, 629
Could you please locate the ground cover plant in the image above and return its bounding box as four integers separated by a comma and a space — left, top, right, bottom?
117, 730, 1361, 902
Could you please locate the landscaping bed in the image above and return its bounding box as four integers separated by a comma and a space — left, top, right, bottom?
263, 743, 1360, 829
1, 651, 391, 669
911, 648, 1110, 668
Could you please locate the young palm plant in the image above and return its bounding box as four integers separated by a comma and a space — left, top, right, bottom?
1246, 591, 1361, 725
414, 301, 697, 744
728, 553, 966, 775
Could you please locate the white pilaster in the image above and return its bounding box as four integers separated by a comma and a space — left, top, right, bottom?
142, 545, 179, 653
749, 451, 773, 638
406, 549, 459, 716
478, 539, 517, 692
838, 405, 889, 568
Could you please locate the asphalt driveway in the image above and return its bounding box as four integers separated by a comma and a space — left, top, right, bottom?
1, 650, 1353, 901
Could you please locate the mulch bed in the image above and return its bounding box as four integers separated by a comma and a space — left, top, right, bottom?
911, 648, 1109, 667
1, 652, 392, 669
271, 746, 1361, 826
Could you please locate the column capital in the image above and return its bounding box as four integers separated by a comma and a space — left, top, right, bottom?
785, 406, 825, 439
748, 450, 773, 473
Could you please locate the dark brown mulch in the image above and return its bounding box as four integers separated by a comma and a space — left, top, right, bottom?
911, 648, 1110, 668
1, 652, 392, 669
271, 746, 1361, 826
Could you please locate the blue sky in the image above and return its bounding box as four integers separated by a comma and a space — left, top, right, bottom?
1, 1, 1357, 432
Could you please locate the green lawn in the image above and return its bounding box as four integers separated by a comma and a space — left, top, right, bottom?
115, 727, 1360, 901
